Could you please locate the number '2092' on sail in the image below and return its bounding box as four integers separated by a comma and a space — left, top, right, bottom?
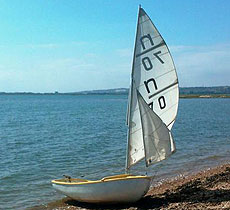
52, 6, 179, 204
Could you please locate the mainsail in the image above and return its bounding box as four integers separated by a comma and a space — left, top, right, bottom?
126, 7, 178, 169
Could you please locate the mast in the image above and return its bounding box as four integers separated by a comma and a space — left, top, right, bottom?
125, 5, 141, 172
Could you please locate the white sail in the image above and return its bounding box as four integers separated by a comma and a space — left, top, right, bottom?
137, 90, 175, 166
126, 7, 178, 169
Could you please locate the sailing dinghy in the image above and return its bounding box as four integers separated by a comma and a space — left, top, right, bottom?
52, 6, 179, 203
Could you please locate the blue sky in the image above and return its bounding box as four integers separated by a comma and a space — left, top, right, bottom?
0, 0, 229, 92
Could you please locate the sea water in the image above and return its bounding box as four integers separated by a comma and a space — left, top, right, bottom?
0, 95, 230, 209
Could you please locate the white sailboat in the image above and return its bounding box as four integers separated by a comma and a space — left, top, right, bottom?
52, 6, 179, 203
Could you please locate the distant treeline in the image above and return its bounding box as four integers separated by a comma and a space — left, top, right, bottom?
1, 86, 230, 96
180, 86, 230, 95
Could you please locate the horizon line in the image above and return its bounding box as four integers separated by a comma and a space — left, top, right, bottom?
0, 85, 230, 94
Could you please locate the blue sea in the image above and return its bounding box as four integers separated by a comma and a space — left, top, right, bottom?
0, 95, 230, 209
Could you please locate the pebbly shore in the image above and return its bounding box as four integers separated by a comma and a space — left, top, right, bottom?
30, 163, 230, 210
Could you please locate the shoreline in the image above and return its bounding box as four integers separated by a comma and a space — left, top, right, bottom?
31, 163, 230, 210
180, 94, 230, 98
1, 93, 230, 98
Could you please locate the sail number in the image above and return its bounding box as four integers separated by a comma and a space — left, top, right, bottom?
144, 78, 166, 110
140, 34, 166, 110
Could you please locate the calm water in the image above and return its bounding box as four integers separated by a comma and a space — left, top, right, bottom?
0, 95, 230, 209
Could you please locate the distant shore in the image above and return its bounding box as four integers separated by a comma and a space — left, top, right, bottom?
31, 163, 230, 210
1, 86, 230, 97
1, 92, 230, 98
180, 94, 230, 98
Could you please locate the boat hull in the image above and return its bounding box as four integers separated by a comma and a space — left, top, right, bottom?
52, 174, 151, 203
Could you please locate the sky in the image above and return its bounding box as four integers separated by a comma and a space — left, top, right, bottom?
0, 0, 229, 92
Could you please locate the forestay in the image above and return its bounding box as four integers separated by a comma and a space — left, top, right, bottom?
126, 7, 178, 169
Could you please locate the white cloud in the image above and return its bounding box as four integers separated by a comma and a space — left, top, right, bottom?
116, 48, 133, 57
40, 58, 95, 71
28, 43, 59, 49
0, 41, 89, 49
171, 43, 230, 87
1, 42, 229, 92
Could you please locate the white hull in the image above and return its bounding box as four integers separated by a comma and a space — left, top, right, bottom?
52, 174, 151, 203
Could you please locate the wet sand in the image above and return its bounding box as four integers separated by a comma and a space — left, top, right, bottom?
32, 163, 230, 209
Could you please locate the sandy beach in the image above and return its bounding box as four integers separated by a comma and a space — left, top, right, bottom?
31, 163, 230, 210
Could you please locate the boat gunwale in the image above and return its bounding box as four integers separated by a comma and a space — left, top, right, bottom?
51, 175, 151, 185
